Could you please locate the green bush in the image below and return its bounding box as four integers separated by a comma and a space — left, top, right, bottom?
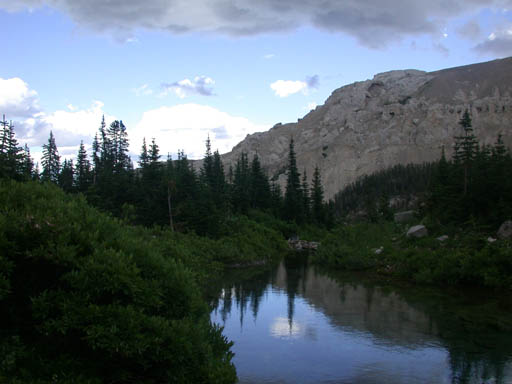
0, 180, 236, 383
313, 221, 512, 290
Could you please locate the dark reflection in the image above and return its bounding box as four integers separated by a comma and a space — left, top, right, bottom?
210, 256, 512, 384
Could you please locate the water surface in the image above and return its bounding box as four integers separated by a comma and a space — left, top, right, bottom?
210, 256, 512, 384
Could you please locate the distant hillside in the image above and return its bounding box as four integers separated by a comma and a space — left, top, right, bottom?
221, 57, 512, 199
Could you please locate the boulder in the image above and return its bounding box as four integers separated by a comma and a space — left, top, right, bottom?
394, 210, 415, 223
288, 238, 320, 251
497, 220, 512, 239
436, 235, 449, 242
407, 225, 428, 238
487, 237, 497, 243
374, 246, 384, 255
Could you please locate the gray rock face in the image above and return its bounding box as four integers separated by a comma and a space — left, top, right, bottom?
497, 220, 512, 239
394, 210, 415, 223
407, 225, 428, 238
221, 57, 512, 199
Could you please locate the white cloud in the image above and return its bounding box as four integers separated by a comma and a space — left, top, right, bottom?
0, 76, 116, 152
263, 53, 275, 59
132, 104, 268, 159
271, 80, 309, 97
0, 77, 40, 118
161, 76, 215, 98
270, 75, 319, 98
40, 101, 115, 146
4, 0, 512, 48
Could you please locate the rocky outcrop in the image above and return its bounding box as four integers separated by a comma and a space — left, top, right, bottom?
497, 220, 512, 239
407, 225, 428, 238
221, 57, 512, 199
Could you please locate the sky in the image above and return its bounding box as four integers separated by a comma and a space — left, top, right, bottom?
1, 0, 512, 164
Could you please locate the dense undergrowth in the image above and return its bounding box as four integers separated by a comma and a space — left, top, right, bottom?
0, 180, 288, 383
313, 221, 512, 289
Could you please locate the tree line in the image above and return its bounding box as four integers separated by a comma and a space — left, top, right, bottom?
0, 114, 331, 236
333, 109, 511, 229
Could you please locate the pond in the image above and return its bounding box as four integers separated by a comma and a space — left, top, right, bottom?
210, 255, 512, 384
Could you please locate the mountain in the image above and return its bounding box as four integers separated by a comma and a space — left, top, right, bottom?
222, 57, 512, 199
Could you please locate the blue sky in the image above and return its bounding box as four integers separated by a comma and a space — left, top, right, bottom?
1, 1, 511, 163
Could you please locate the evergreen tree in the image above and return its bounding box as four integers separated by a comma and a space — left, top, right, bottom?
232, 152, 250, 213
453, 109, 478, 195
311, 166, 325, 224
75, 141, 91, 192
249, 154, 271, 210
21, 144, 35, 180
58, 159, 74, 192
270, 181, 283, 216
41, 131, 60, 183
211, 150, 227, 207
284, 138, 303, 222
138, 138, 149, 168
301, 169, 310, 219
148, 138, 161, 165
91, 133, 100, 185
200, 135, 214, 187
0, 116, 24, 179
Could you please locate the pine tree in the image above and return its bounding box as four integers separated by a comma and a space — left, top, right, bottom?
0, 116, 23, 179
301, 169, 310, 219
232, 152, 250, 213
76, 141, 91, 192
21, 144, 34, 180
211, 150, 227, 207
92, 133, 101, 184
138, 138, 149, 168
41, 131, 60, 183
284, 138, 303, 222
249, 154, 271, 210
149, 138, 161, 165
453, 109, 478, 195
58, 159, 74, 192
200, 135, 214, 187
311, 165, 325, 224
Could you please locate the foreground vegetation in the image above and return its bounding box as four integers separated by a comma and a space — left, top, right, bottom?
314, 221, 512, 289
0, 181, 291, 383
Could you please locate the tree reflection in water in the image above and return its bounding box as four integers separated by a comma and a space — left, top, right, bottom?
210, 255, 512, 384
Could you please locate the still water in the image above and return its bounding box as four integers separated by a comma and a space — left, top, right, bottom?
210, 256, 512, 384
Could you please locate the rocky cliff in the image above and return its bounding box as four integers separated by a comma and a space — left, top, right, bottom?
222, 57, 512, 199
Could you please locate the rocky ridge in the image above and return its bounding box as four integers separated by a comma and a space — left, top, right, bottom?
221, 57, 512, 199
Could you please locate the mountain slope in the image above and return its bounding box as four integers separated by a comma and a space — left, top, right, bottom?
222, 57, 512, 199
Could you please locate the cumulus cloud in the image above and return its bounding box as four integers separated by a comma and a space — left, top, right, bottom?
0, 76, 115, 151
0, 77, 40, 118
475, 24, 512, 56
3, 0, 512, 47
161, 76, 215, 98
132, 104, 268, 159
270, 75, 319, 98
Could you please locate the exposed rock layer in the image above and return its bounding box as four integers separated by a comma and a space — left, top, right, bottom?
222, 57, 512, 199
